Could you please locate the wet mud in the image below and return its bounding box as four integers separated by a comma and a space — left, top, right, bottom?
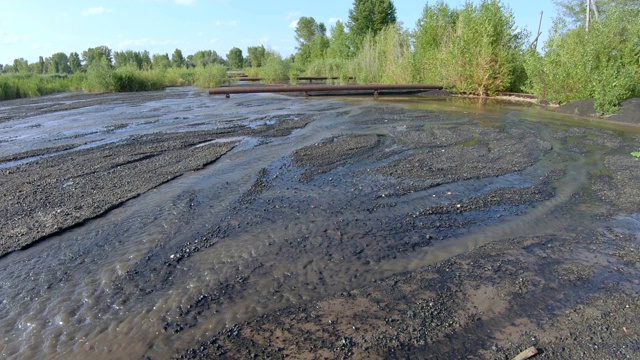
0, 89, 639, 359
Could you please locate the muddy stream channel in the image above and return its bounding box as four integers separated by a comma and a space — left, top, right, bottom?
1, 88, 639, 359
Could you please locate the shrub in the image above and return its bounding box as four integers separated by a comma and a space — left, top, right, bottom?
83, 58, 117, 92
412, 0, 525, 95
0, 73, 85, 100
304, 58, 351, 84
259, 52, 291, 84
194, 64, 228, 88
350, 25, 413, 84
528, 7, 640, 113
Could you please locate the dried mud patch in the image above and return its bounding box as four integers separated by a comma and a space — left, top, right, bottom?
0, 131, 237, 257
376, 127, 551, 186
592, 155, 640, 213
291, 135, 380, 182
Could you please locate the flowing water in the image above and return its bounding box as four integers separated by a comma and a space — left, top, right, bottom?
0, 89, 638, 359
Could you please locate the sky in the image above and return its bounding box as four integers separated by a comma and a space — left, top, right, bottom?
0, 0, 558, 66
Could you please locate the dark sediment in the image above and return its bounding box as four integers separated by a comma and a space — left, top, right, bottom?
1, 90, 639, 360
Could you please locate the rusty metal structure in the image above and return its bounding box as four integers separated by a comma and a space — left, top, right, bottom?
297, 76, 356, 83
209, 84, 443, 99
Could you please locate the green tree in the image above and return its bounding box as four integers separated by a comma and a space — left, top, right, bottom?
412, 1, 458, 82
152, 53, 171, 69
246, 45, 266, 67
82, 46, 113, 68
347, 0, 397, 49
0, 64, 4, 73
295, 17, 326, 45
327, 20, 352, 59
226, 47, 244, 69
69, 52, 82, 73
529, 4, 640, 113
171, 48, 185, 68
50, 52, 71, 74
13, 58, 30, 73
259, 50, 291, 83
114, 50, 151, 70
191, 50, 225, 67
30, 56, 46, 74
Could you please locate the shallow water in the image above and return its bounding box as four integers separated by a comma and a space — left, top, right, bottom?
0, 89, 638, 359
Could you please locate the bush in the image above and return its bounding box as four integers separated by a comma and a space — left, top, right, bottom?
83, 58, 117, 92
304, 58, 351, 84
194, 64, 228, 88
350, 25, 413, 84
528, 7, 640, 113
259, 52, 291, 84
412, 0, 525, 95
0, 73, 85, 100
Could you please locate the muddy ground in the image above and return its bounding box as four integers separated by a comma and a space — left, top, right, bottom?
1, 90, 639, 359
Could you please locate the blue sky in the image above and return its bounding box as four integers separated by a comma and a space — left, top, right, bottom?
0, 0, 557, 66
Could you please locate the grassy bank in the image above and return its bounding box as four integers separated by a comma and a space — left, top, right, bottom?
0, 73, 85, 100
0, 63, 231, 101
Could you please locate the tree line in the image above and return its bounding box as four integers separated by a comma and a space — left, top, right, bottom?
0, 45, 261, 74
2, 0, 639, 114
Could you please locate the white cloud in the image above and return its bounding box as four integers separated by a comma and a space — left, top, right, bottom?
210, 38, 219, 44
215, 20, 237, 27
174, 0, 196, 5
329, 18, 341, 25
289, 20, 298, 28
1, 33, 27, 44
286, 11, 302, 20
81, 6, 111, 16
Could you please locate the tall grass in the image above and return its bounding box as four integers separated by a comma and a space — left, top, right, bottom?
259, 53, 291, 84
304, 58, 352, 84
0, 73, 85, 100
349, 25, 413, 84
193, 64, 228, 88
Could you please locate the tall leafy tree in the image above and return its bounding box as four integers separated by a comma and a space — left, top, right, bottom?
413, 1, 458, 82
49, 52, 71, 74
347, 0, 397, 49
191, 50, 225, 67
152, 53, 171, 69
114, 50, 152, 69
294, 16, 329, 65
327, 20, 352, 59
13, 58, 30, 73
246, 45, 266, 67
226, 47, 244, 69
69, 52, 82, 73
171, 48, 185, 68
295, 17, 326, 45
82, 46, 113, 68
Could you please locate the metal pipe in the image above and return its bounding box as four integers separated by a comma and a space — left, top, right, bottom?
209, 84, 443, 98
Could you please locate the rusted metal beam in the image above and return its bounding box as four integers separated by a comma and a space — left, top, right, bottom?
236, 77, 262, 82
209, 84, 443, 98
297, 76, 356, 83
